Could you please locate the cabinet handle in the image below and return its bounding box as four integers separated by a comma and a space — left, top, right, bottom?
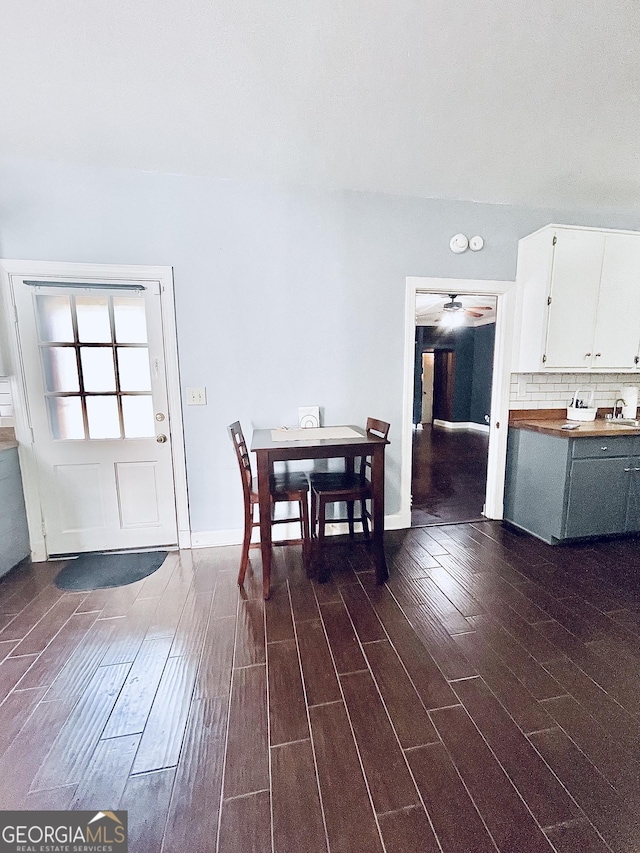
625, 467, 634, 472
600, 446, 608, 451
594, 353, 602, 358
585, 352, 591, 358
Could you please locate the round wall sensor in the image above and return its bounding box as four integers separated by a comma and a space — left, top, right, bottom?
469, 235, 484, 251
449, 234, 469, 254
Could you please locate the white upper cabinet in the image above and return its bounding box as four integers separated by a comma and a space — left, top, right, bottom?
592, 234, 640, 370
513, 225, 640, 372
544, 229, 604, 369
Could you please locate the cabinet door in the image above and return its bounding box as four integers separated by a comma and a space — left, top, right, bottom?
0, 449, 30, 577
565, 457, 630, 538
544, 230, 604, 369
592, 234, 640, 370
626, 466, 640, 532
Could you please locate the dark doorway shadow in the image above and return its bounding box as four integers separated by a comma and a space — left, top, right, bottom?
411, 423, 490, 526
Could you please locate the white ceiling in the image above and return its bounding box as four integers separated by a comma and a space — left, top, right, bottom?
416, 293, 496, 327
2, 0, 640, 209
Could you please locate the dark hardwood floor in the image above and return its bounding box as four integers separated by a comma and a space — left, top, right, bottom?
1, 523, 640, 851
411, 424, 489, 525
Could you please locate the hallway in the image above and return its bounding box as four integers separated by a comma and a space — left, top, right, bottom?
411, 424, 489, 526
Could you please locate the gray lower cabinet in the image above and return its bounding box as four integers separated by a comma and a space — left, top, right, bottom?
565, 457, 630, 538
504, 429, 640, 544
0, 447, 30, 577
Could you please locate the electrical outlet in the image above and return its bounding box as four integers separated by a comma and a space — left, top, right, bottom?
186, 387, 207, 405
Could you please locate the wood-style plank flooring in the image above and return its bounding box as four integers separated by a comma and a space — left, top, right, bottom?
2, 523, 640, 851
411, 424, 489, 525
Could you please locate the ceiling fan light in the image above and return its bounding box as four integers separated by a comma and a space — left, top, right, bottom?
441, 311, 465, 329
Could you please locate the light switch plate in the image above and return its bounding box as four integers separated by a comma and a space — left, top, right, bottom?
298, 406, 320, 428
186, 387, 207, 405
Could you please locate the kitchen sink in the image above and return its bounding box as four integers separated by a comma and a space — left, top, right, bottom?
607, 419, 640, 428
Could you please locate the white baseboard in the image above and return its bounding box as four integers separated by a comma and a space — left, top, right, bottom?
178, 528, 192, 549
432, 419, 490, 434
190, 511, 408, 549
321, 511, 407, 537
190, 529, 250, 548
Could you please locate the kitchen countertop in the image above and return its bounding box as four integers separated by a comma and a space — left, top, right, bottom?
0, 428, 18, 451
509, 418, 640, 437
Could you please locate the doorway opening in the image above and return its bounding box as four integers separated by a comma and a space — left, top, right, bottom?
400, 278, 515, 530
411, 293, 496, 525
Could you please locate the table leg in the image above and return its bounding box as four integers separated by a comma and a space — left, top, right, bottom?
345, 456, 355, 536
370, 446, 388, 584
256, 451, 273, 600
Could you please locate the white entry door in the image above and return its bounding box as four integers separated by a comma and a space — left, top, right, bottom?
11, 276, 179, 554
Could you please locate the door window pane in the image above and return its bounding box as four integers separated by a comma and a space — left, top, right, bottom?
114, 297, 148, 343
47, 397, 85, 440
36, 295, 74, 342
117, 348, 151, 392
80, 347, 116, 392
35, 290, 161, 442
76, 296, 112, 343
41, 347, 79, 393
86, 396, 121, 439
122, 396, 155, 438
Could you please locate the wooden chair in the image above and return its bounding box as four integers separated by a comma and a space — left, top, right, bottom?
309, 417, 390, 577
228, 421, 311, 587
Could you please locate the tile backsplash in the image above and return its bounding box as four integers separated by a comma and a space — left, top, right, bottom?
0, 378, 14, 426
510, 373, 640, 411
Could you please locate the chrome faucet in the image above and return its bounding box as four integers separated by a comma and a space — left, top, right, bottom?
613, 398, 626, 419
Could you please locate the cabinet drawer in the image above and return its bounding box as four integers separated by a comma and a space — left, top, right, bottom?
571, 437, 635, 458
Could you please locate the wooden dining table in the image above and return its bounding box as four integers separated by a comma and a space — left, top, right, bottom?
250, 425, 390, 599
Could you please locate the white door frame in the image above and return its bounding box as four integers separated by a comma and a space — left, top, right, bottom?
0, 259, 191, 560
400, 277, 516, 527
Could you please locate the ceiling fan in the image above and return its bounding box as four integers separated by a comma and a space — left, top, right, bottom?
442, 294, 493, 318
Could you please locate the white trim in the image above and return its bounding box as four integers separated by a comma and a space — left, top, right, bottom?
0, 259, 190, 559
432, 419, 490, 434
522, 222, 640, 241
402, 277, 515, 526
190, 511, 406, 549
191, 529, 245, 549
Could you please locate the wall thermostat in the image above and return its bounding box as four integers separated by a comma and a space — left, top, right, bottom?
449, 234, 469, 254
298, 406, 320, 428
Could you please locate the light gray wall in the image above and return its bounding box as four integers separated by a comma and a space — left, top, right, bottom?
1, 157, 639, 535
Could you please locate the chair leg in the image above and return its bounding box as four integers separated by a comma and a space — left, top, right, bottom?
238, 500, 254, 586
318, 496, 327, 542
317, 497, 330, 583
347, 500, 355, 537
361, 498, 370, 539
310, 488, 317, 539
299, 494, 312, 577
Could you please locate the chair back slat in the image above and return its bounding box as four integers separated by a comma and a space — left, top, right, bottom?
361, 417, 390, 477
366, 417, 390, 441
228, 421, 253, 496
